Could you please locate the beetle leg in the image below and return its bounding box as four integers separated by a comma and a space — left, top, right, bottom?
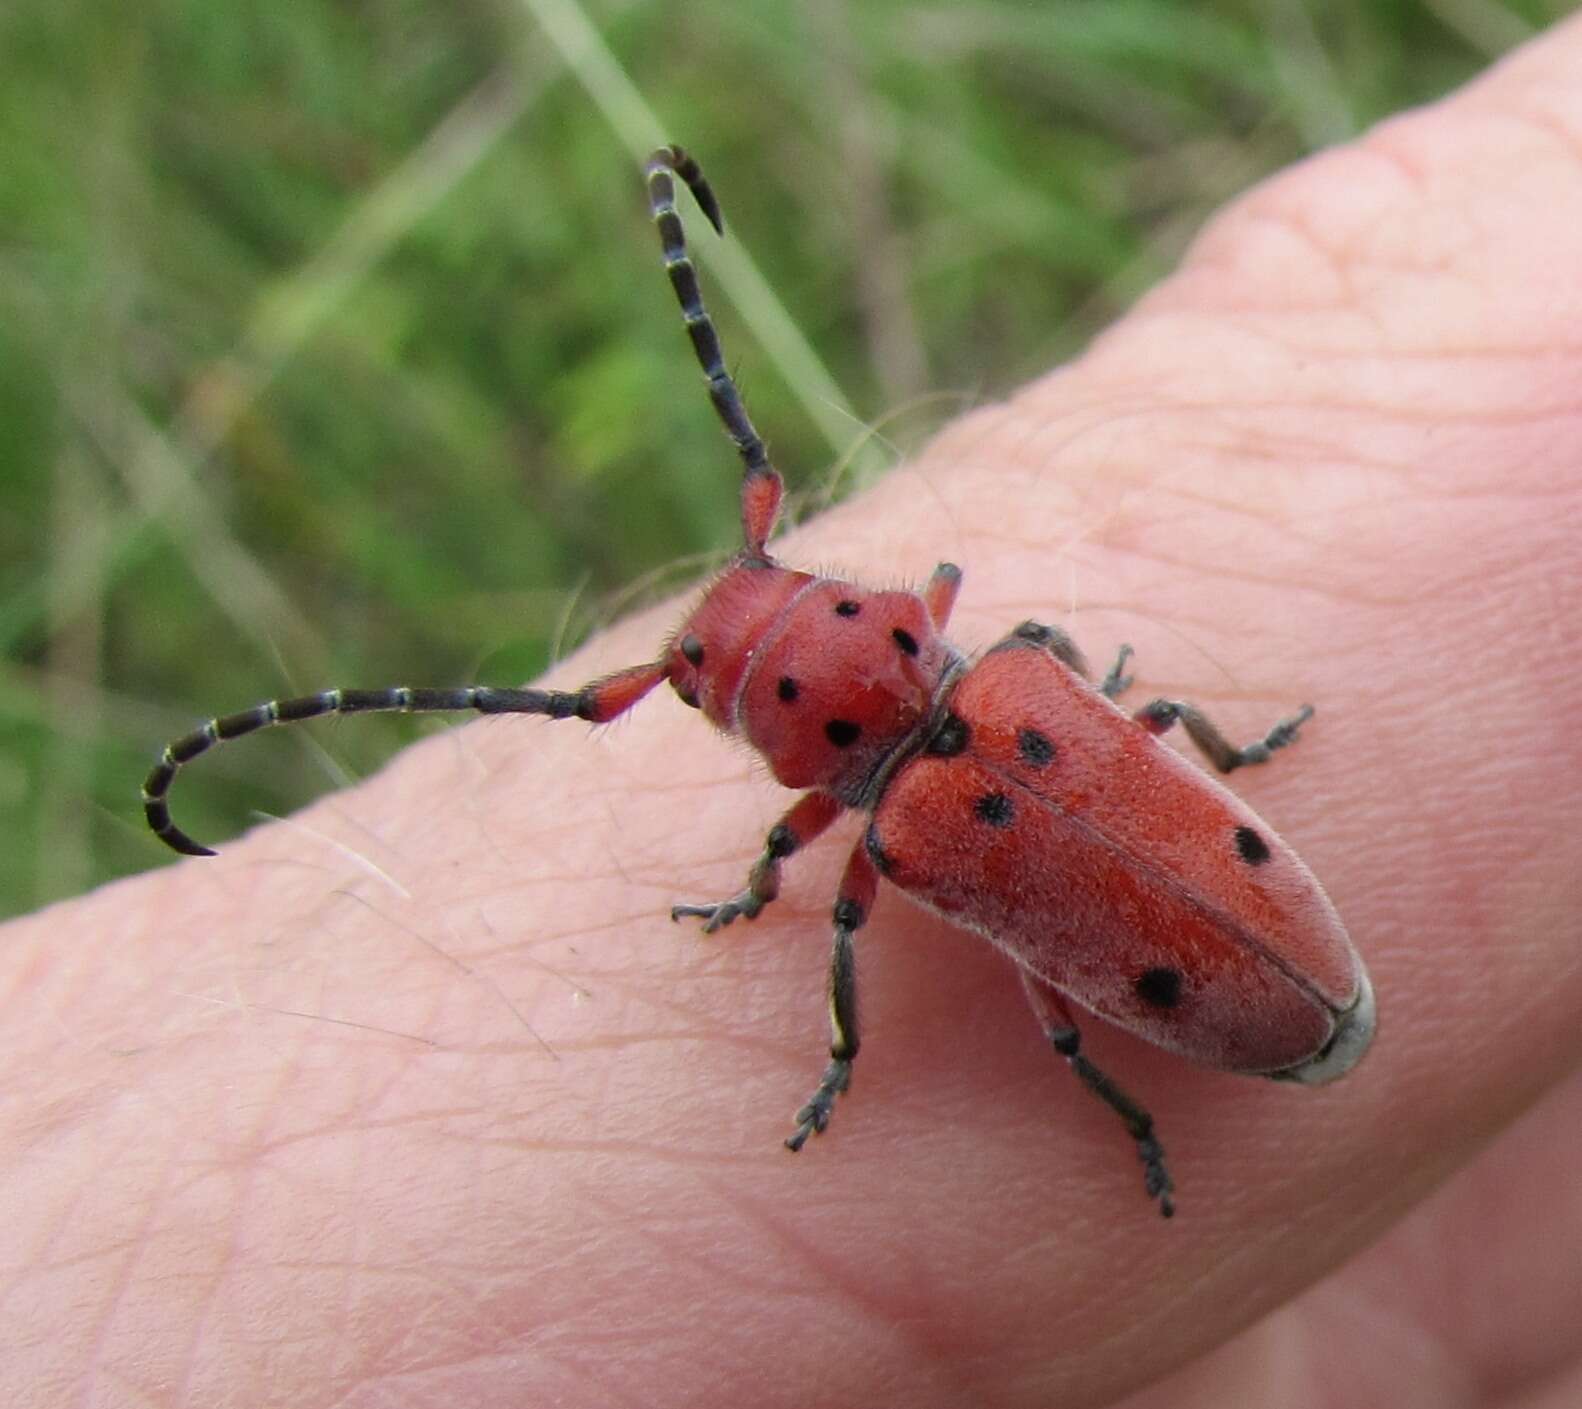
1006, 620, 1090, 677
1019, 970, 1175, 1217
1133, 698, 1315, 773
671, 791, 843, 933
1100, 644, 1135, 700
785, 840, 877, 1151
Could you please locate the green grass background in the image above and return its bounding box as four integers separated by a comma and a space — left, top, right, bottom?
0, 0, 1562, 917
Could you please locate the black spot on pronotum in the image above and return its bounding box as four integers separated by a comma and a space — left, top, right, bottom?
973, 792, 1014, 827
1017, 728, 1055, 768
1134, 968, 1183, 1009
825, 719, 862, 748
1234, 826, 1271, 865
835, 599, 861, 617
679, 633, 705, 667
892, 627, 919, 656
926, 712, 969, 756
777, 676, 800, 703
863, 822, 895, 876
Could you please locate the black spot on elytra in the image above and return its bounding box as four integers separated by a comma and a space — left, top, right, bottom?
1017, 728, 1055, 767
825, 719, 862, 748
926, 712, 969, 756
777, 676, 799, 703
892, 627, 919, 656
863, 822, 895, 876
1134, 967, 1183, 1010
974, 792, 1014, 827
679, 633, 704, 667
835, 599, 861, 617
1234, 826, 1271, 865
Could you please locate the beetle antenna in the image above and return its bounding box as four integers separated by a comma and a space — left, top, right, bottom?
144, 667, 667, 857
646, 145, 784, 554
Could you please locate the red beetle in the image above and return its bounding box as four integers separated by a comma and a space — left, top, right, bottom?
145, 146, 1374, 1215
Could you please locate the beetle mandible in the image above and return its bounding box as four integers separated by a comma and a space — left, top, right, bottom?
143, 146, 1375, 1216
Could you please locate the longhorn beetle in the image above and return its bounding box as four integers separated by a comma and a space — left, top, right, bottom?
145, 146, 1374, 1216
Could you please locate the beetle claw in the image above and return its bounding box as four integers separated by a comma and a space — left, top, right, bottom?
1141, 1140, 1176, 1218
785, 1057, 852, 1151
671, 891, 762, 933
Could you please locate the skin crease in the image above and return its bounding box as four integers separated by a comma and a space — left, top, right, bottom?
4, 19, 1582, 1409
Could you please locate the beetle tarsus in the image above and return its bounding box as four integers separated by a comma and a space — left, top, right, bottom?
785, 1057, 852, 1151
671, 893, 763, 933
1100, 644, 1135, 700
1140, 1138, 1177, 1219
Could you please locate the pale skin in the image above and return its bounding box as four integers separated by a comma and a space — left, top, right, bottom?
6, 18, 1582, 1409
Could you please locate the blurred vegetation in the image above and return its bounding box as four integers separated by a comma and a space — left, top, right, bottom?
0, 0, 1562, 915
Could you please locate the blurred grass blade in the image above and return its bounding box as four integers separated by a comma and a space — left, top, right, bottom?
186, 58, 544, 465
14, 57, 554, 660
513, 0, 861, 455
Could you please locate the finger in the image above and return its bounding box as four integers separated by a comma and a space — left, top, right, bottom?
6, 14, 1582, 1409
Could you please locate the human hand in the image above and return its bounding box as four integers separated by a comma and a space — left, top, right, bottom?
4, 15, 1580, 1407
